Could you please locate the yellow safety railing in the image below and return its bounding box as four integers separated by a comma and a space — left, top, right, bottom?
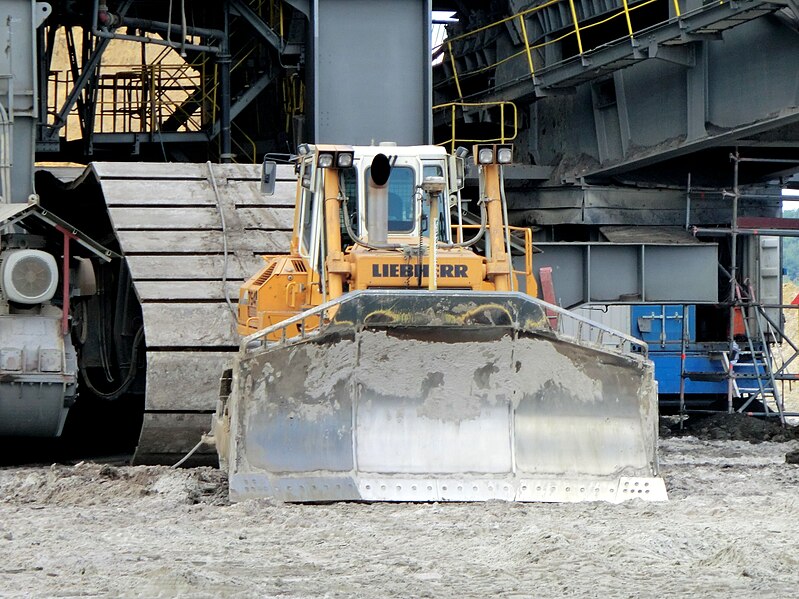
232, 121, 259, 164
437, 0, 689, 99
48, 44, 212, 141
433, 101, 518, 153
453, 223, 535, 293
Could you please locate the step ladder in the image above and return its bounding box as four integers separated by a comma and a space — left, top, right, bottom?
731, 285, 786, 422
677, 294, 787, 423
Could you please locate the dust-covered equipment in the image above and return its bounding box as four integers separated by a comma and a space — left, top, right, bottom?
211, 144, 667, 503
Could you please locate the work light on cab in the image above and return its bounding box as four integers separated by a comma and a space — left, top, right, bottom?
496, 145, 513, 164
336, 151, 354, 168
477, 147, 494, 164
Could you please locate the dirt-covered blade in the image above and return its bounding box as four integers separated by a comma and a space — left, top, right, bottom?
214, 291, 666, 503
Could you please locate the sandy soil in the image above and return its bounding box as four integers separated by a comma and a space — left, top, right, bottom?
1, 436, 799, 599
779, 281, 799, 417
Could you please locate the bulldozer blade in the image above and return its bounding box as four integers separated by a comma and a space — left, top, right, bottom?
215, 291, 666, 503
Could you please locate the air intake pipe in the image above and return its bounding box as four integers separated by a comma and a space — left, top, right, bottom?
366, 153, 391, 245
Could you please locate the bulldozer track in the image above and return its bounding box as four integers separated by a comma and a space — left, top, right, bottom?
88, 161, 297, 464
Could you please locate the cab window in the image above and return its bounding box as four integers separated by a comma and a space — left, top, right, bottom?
300, 186, 314, 255
340, 169, 358, 245
421, 164, 449, 241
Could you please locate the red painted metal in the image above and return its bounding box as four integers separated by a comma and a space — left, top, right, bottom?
538, 266, 558, 329
55, 225, 76, 336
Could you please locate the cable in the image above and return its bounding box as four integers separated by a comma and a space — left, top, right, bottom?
172, 433, 212, 468
206, 161, 238, 324
79, 326, 144, 400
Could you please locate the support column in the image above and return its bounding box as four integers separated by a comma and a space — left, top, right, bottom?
218, 5, 233, 162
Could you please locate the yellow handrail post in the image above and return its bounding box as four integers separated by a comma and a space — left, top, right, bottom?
512, 103, 517, 140
500, 103, 505, 143
448, 40, 464, 99
621, 0, 634, 37
673, 0, 682, 17
568, 0, 584, 55
518, 14, 535, 78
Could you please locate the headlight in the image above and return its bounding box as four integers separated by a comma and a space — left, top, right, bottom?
477, 147, 494, 164
496, 146, 513, 164
317, 153, 334, 168
336, 152, 354, 168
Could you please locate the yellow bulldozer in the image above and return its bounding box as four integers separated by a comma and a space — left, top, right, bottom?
211, 142, 666, 503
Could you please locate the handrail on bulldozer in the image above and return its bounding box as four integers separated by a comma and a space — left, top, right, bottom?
242, 289, 649, 358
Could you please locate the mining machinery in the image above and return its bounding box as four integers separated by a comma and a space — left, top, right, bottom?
1, 0, 799, 470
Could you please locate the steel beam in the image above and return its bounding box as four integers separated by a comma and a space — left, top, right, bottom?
229, 0, 298, 55
211, 69, 276, 139
529, 242, 719, 308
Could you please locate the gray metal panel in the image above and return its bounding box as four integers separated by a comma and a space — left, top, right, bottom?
532, 243, 719, 308
509, 185, 781, 227
643, 246, 718, 302
590, 245, 640, 302
757, 236, 781, 331
91, 162, 296, 180
0, 202, 30, 221
145, 352, 237, 411
311, 0, 431, 145
99, 180, 297, 207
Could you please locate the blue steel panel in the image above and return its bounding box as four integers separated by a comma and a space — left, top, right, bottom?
650, 353, 727, 395
631, 305, 695, 349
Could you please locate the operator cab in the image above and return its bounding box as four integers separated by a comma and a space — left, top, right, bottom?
291, 144, 455, 262
348, 146, 452, 243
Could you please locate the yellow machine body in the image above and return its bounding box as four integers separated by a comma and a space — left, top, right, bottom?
238, 144, 537, 338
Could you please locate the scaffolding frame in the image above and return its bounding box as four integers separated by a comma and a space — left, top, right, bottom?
680, 152, 799, 426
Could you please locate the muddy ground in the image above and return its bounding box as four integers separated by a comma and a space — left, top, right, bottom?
1, 428, 799, 598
